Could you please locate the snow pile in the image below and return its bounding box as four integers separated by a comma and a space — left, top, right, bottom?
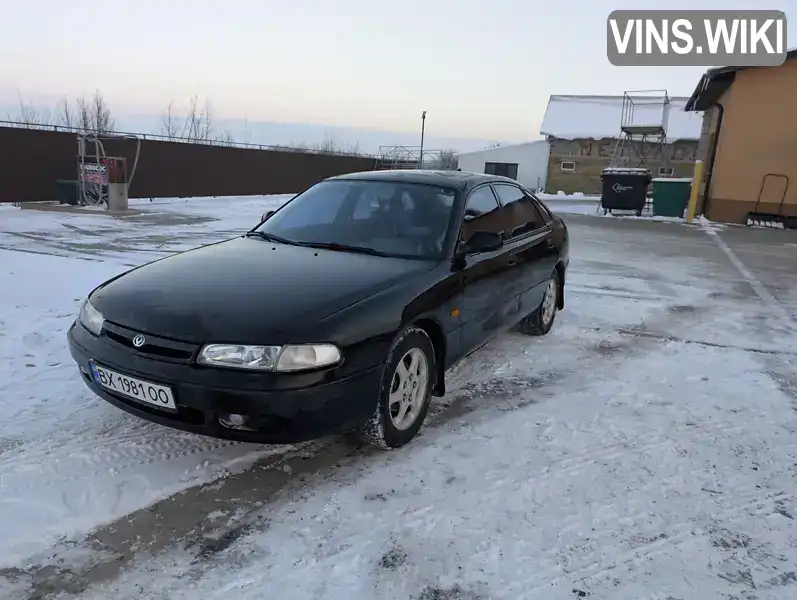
696, 214, 726, 236
537, 192, 600, 216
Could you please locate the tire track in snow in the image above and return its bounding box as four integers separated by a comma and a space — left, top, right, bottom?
0, 298, 711, 592
1, 252, 773, 593
0, 435, 246, 494
571, 494, 792, 589
0, 426, 239, 471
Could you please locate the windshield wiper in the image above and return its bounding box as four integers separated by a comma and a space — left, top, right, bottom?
244, 231, 303, 246
301, 241, 393, 257
245, 233, 393, 257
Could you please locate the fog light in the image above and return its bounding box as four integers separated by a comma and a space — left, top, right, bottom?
219, 413, 257, 432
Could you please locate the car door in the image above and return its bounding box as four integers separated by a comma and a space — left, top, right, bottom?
456, 184, 520, 355
492, 183, 558, 320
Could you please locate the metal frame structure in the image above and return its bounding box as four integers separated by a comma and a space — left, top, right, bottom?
610, 90, 671, 170
76, 132, 141, 207
376, 145, 446, 170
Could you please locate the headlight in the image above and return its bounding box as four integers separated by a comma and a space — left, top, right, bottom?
197, 343, 341, 372
276, 344, 342, 372
78, 298, 104, 336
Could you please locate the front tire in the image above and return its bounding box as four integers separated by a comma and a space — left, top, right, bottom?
518, 271, 559, 336
354, 325, 435, 450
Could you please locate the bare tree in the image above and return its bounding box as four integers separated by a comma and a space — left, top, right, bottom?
75, 96, 91, 132
310, 135, 363, 156
437, 149, 458, 170
216, 130, 235, 146
55, 97, 73, 128
159, 96, 214, 142
242, 117, 251, 145
74, 90, 115, 134
91, 90, 114, 133
160, 101, 180, 139
10, 92, 51, 128
182, 95, 213, 142
286, 141, 311, 153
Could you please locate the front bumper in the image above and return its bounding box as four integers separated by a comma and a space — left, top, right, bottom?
67, 323, 381, 443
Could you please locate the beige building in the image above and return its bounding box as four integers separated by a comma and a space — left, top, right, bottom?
539, 95, 703, 195
685, 50, 797, 225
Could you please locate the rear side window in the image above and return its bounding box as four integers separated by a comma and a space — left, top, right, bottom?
493, 184, 546, 238
462, 185, 502, 239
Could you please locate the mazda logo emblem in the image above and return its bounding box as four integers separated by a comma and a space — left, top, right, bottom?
132, 335, 146, 348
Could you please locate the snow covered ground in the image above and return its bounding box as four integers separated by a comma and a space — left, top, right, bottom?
1, 193, 797, 599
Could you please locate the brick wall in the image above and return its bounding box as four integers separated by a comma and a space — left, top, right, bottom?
545, 136, 699, 195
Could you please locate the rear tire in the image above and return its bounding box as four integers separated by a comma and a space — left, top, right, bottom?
518, 271, 559, 337
354, 326, 435, 450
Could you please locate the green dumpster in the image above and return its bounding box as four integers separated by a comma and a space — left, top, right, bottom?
55, 180, 80, 205
651, 177, 692, 218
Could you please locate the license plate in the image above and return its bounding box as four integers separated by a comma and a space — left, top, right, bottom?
89, 361, 176, 410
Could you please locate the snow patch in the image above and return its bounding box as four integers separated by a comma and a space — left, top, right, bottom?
0, 196, 296, 566
696, 214, 726, 236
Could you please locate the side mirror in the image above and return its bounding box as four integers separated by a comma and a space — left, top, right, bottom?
261, 210, 275, 222
461, 230, 503, 254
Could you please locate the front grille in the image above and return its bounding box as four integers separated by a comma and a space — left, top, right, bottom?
103, 322, 197, 362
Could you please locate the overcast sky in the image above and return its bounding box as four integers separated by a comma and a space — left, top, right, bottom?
1, 0, 793, 142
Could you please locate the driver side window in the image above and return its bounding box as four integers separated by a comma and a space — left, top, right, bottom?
461, 186, 503, 241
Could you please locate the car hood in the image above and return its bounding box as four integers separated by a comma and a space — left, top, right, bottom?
91, 236, 435, 344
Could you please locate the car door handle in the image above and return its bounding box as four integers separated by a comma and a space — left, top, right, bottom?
507, 257, 518, 266
546, 238, 555, 248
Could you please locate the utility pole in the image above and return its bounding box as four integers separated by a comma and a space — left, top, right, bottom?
418, 110, 426, 169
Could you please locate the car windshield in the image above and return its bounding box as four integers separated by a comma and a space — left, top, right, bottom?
253, 179, 457, 260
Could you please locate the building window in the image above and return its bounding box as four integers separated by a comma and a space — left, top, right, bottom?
560, 161, 575, 171
484, 162, 519, 180
658, 167, 675, 176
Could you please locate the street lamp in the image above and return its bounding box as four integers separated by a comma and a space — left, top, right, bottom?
418, 110, 426, 169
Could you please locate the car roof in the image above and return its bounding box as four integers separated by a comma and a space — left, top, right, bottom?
325, 169, 518, 192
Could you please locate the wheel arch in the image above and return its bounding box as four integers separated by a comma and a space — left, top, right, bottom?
554, 261, 566, 310
410, 317, 447, 397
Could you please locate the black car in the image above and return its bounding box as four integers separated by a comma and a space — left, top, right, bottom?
68, 170, 569, 449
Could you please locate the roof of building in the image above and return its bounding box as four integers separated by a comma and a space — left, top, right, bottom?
685, 48, 797, 111
540, 94, 704, 141
455, 139, 547, 157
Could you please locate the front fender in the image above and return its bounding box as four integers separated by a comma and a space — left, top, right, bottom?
315, 265, 461, 374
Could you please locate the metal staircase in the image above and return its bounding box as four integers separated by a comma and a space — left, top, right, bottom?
610, 90, 671, 171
